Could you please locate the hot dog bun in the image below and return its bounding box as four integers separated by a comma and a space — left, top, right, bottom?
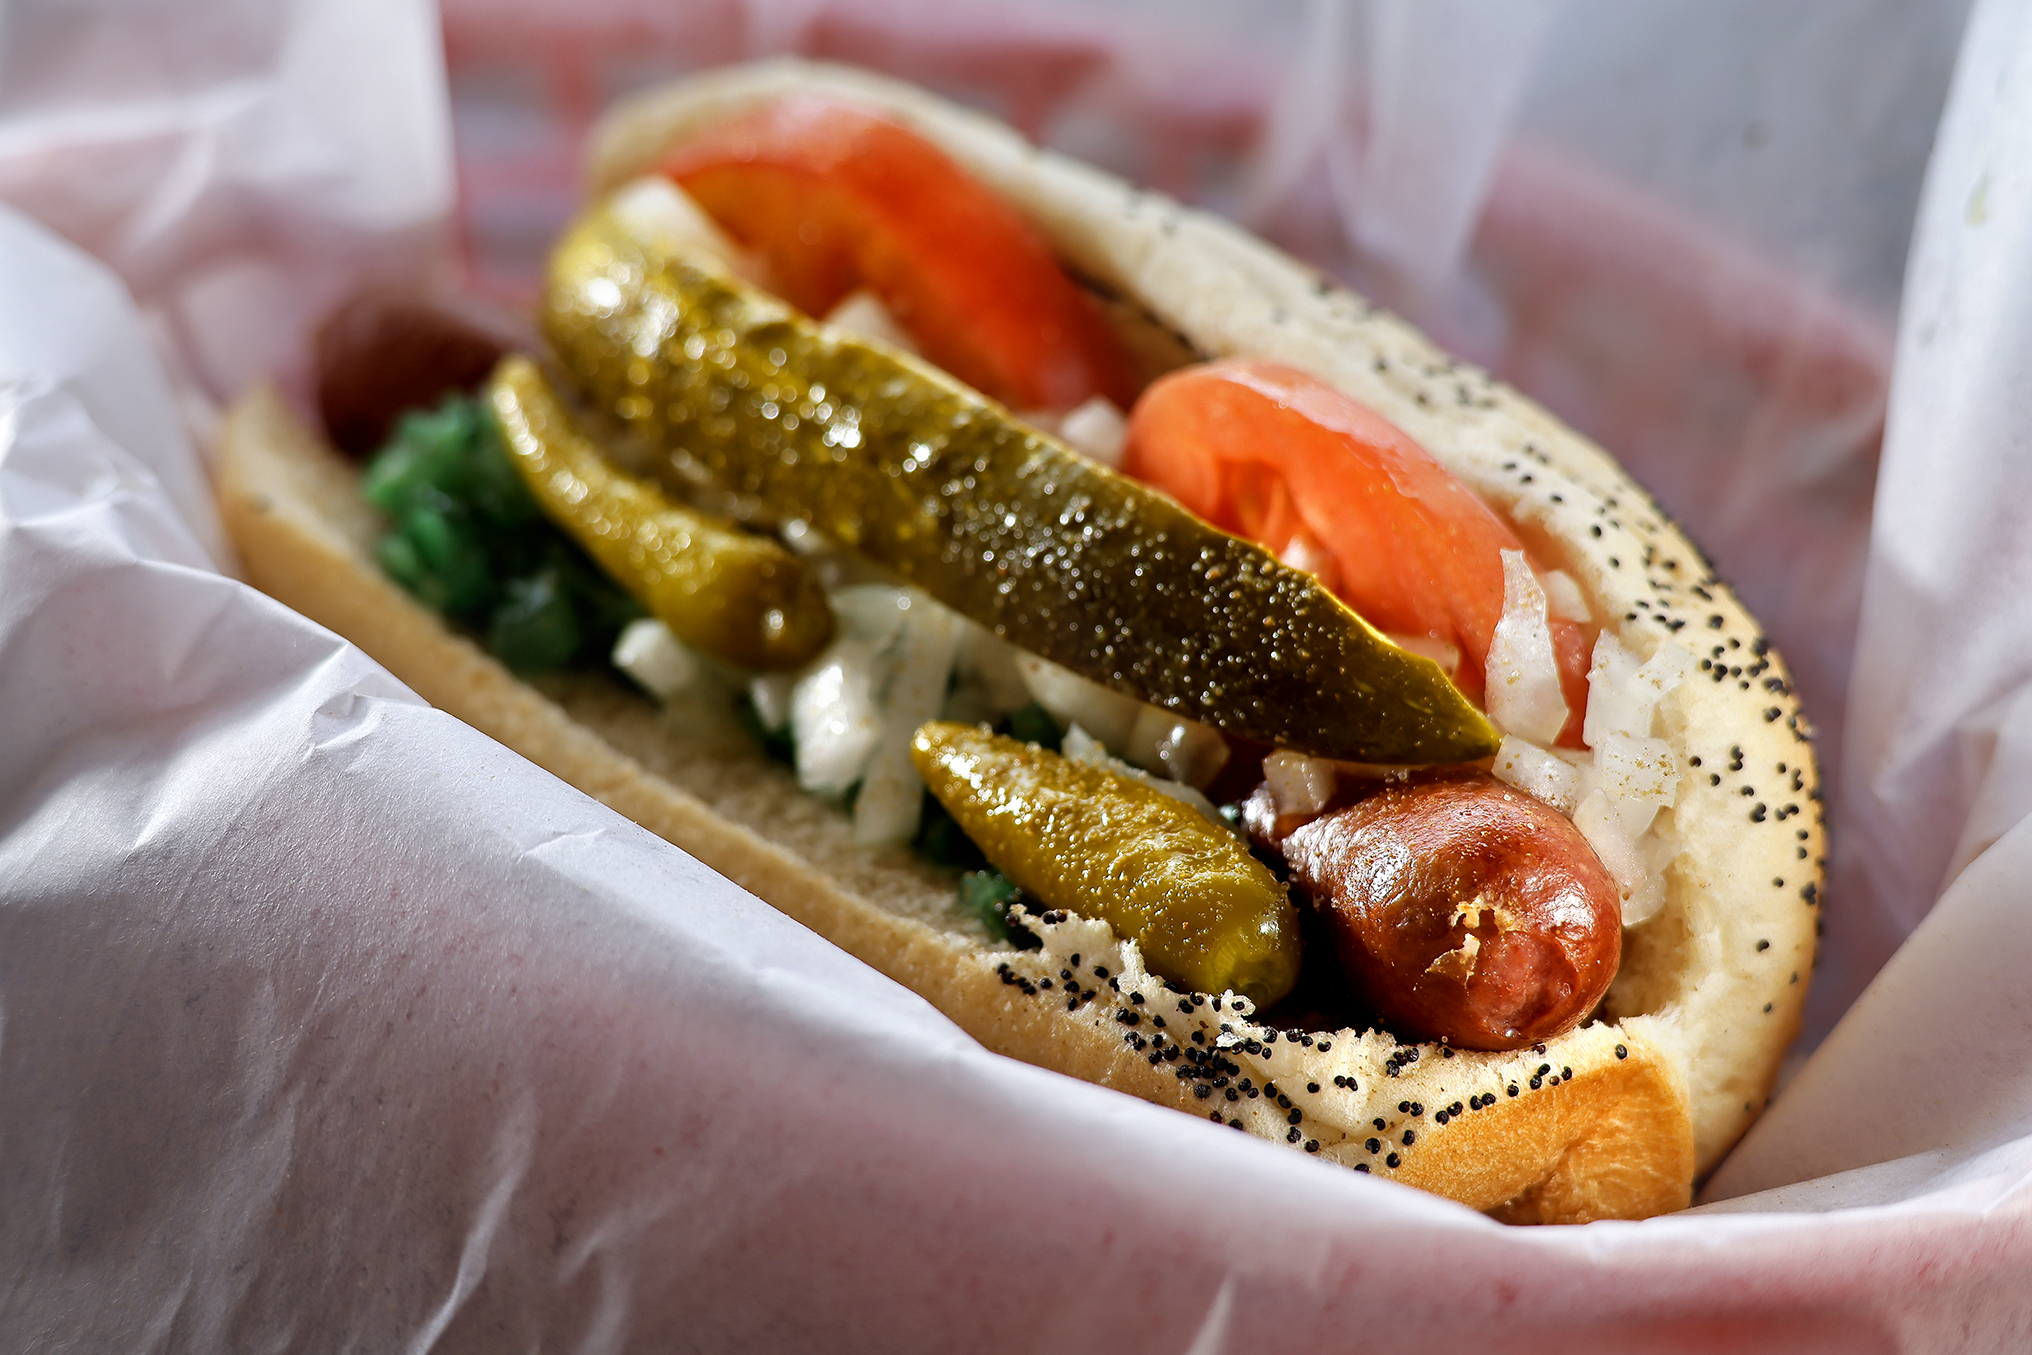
217, 60, 1820, 1222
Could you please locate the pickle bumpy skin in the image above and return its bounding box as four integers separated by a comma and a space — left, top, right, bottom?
542, 205, 1498, 766
489, 355, 833, 670
913, 721, 1300, 1007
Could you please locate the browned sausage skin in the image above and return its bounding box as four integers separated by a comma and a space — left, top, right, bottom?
314, 292, 522, 458
1254, 775, 1621, 1051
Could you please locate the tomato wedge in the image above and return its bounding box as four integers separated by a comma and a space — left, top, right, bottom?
1123, 359, 1592, 746
657, 95, 1138, 413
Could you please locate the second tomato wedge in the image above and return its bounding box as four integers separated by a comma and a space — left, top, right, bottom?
657, 95, 1138, 413
1124, 359, 1591, 746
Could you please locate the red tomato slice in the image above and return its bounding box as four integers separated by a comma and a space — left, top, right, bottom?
657, 95, 1138, 413
1124, 359, 1592, 746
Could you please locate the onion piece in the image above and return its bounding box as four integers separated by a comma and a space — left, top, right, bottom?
1631, 641, 1696, 713
1384, 630, 1462, 680
612, 618, 700, 702
1585, 634, 1693, 744
1123, 704, 1229, 789
1016, 653, 1141, 751
1491, 736, 1583, 814
821, 289, 921, 355
952, 620, 1032, 712
608, 175, 769, 287
788, 585, 916, 799
828, 584, 915, 647
854, 593, 961, 846
1593, 732, 1680, 807
942, 621, 1031, 728
1063, 724, 1223, 824
1542, 569, 1591, 623
1622, 870, 1669, 926
749, 672, 796, 733
1485, 549, 1568, 744
1263, 750, 1338, 818
1573, 789, 1646, 904
790, 638, 884, 796
1615, 796, 1661, 840
1584, 632, 1643, 745
1278, 528, 1342, 593
1057, 396, 1128, 468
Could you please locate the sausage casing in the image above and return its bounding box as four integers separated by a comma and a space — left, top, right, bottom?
1277, 775, 1621, 1050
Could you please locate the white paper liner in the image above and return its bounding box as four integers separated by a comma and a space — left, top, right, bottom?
4, 0, 2032, 1346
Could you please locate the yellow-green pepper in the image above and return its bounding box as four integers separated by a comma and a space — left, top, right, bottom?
489, 354, 832, 670
913, 720, 1300, 1007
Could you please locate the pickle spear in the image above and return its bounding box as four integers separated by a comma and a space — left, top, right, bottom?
913, 721, 1300, 1006
544, 205, 1498, 764
489, 354, 833, 670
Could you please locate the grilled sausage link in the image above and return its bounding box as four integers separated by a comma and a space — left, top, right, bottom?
1274, 774, 1620, 1050
314, 292, 518, 458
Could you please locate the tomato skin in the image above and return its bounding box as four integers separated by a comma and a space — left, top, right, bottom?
658, 96, 1138, 413
1124, 359, 1591, 746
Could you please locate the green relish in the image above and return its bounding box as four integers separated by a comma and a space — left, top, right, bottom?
362, 394, 642, 675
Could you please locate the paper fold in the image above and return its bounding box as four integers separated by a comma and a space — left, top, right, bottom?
6, 0, 2032, 1346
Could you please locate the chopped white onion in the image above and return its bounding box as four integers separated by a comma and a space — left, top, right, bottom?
1570, 634, 1696, 922
1629, 819, 1682, 922
1060, 724, 1108, 763
1123, 704, 1230, 789
1583, 632, 1643, 746
822, 289, 920, 355
1491, 736, 1583, 814
1057, 396, 1128, 468
1263, 750, 1338, 818
828, 584, 914, 647
1278, 528, 1342, 593
608, 176, 768, 286
1593, 732, 1680, 807
749, 672, 797, 732
854, 594, 962, 846
1063, 725, 1223, 823
1642, 812, 1681, 865
1585, 635, 1692, 745
611, 618, 700, 702
790, 639, 884, 796
1542, 569, 1591, 623
1615, 795, 1661, 840
942, 621, 1030, 729
1573, 789, 1646, 901
779, 518, 826, 557
1621, 872, 1668, 926
1384, 631, 1463, 679
952, 621, 1033, 712
787, 585, 916, 797
780, 584, 978, 844
1011, 653, 1229, 787
1016, 653, 1142, 751
1631, 641, 1696, 713
1485, 549, 1569, 744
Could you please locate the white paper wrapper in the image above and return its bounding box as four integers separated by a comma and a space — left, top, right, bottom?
6, 0, 2032, 1347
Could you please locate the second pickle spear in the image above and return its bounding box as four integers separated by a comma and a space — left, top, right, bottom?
913, 721, 1300, 1006
544, 204, 1498, 764
490, 355, 833, 670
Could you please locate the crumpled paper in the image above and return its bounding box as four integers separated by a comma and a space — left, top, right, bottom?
5, 0, 2032, 1348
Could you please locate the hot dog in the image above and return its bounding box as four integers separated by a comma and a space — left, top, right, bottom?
216, 60, 1822, 1223
1250, 774, 1623, 1050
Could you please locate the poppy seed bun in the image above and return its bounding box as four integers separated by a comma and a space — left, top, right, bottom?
217, 61, 1819, 1222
